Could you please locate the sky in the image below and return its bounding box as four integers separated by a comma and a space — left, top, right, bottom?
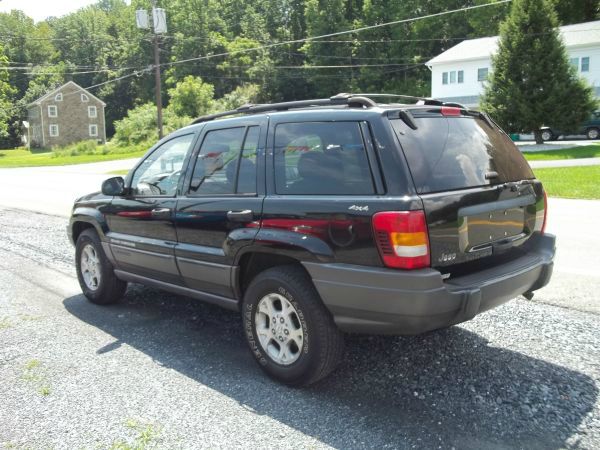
0, 0, 125, 22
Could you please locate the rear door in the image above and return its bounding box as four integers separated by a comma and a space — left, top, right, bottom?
390, 111, 545, 270
174, 119, 266, 298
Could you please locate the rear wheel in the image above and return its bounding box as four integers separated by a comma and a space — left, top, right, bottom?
586, 127, 599, 140
75, 229, 127, 305
242, 265, 344, 386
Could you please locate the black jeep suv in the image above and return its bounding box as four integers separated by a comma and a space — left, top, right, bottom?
68, 93, 555, 386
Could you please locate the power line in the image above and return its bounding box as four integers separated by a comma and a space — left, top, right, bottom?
2, 66, 140, 75
157, 1, 513, 70
4, 1, 510, 108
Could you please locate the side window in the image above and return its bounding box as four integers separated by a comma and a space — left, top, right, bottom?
189, 127, 248, 195
274, 122, 375, 195
130, 134, 194, 196
238, 126, 259, 193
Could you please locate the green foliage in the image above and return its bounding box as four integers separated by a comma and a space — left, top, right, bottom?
167, 76, 215, 117
113, 103, 191, 145
550, 0, 599, 25
212, 84, 260, 111
0, 0, 597, 150
481, 0, 597, 142
0, 44, 17, 139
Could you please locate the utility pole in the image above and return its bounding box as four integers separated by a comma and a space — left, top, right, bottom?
152, 24, 163, 139
136, 2, 167, 140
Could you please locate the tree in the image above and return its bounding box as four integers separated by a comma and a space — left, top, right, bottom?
212, 83, 260, 111
0, 44, 17, 140
167, 76, 215, 117
551, 0, 599, 25
481, 0, 596, 144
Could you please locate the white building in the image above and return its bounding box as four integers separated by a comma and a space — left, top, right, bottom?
426, 20, 600, 108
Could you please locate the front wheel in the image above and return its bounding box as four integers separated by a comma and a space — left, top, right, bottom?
540, 129, 554, 142
586, 127, 599, 140
242, 265, 344, 386
75, 229, 127, 305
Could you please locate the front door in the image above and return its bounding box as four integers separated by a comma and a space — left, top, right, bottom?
175, 120, 266, 298
105, 132, 196, 285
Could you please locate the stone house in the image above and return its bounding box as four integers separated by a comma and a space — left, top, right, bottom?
27, 81, 106, 148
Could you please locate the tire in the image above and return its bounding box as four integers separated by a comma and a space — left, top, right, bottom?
586, 127, 599, 140
540, 129, 554, 142
242, 265, 344, 386
75, 228, 127, 305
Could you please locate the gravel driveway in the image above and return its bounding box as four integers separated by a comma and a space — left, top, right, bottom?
0, 207, 598, 449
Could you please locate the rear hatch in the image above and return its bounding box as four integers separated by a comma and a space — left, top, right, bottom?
389, 107, 545, 271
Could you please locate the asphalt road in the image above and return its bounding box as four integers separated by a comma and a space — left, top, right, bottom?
0, 201, 599, 448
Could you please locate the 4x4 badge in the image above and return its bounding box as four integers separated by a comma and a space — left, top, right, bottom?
348, 205, 369, 212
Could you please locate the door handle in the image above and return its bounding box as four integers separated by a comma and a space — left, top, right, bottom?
227, 209, 254, 222
151, 207, 172, 218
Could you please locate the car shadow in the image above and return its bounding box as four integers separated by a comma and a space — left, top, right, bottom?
63, 286, 597, 449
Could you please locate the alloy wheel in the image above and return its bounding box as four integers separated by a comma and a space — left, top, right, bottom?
80, 244, 101, 290
255, 293, 304, 365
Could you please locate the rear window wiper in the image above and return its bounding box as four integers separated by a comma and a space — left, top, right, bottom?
387, 109, 418, 130
498, 179, 534, 191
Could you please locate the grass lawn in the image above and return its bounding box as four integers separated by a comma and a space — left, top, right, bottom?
0, 147, 145, 168
534, 165, 600, 199
522, 143, 600, 161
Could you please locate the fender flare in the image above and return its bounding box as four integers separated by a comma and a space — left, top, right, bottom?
233, 228, 334, 266
69, 207, 108, 244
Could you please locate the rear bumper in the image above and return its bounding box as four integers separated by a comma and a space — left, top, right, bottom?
303, 234, 555, 335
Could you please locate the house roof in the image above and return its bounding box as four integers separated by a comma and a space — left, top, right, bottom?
27, 80, 106, 107
427, 19, 600, 66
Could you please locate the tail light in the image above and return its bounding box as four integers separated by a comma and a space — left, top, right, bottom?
441, 106, 461, 116
372, 211, 430, 270
541, 190, 548, 235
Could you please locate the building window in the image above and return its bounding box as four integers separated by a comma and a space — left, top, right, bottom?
581, 56, 590, 72
81, 93, 89, 102
442, 72, 448, 85
457, 70, 464, 83
478, 67, 489, 81
48, 105, 57, 118
89, 124, 98, 137
569, 57, 579, 70
55, 93, 63, 101
88, 105, 97, 118
49, 124, 59, 137
449, 71, 456, 84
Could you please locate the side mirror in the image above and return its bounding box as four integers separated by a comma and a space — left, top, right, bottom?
101, 176, 126, 196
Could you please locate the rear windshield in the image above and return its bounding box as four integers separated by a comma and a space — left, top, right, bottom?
390, 116, 534, 194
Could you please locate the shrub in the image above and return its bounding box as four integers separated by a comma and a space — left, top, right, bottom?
113, 103, 191, 146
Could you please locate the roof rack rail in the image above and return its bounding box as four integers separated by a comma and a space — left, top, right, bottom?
191, 93, 377, 124
353, 93, 430, 103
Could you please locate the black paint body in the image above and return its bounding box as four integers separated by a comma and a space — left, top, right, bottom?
68, 105, 553, 334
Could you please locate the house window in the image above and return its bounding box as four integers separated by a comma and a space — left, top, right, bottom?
457, 70, 464, 83
478, 67, 489, 81
55, 93, 63, 101
569, 57, 579, 70
581, 57, 590, 72
89, 124, 98, 137
81, 93, 89, 102
88, 105, 97, 118
49, 124, 59, 137
48, 105, 57, 118
449, 71, 456, 84
442, 72, 448, 85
